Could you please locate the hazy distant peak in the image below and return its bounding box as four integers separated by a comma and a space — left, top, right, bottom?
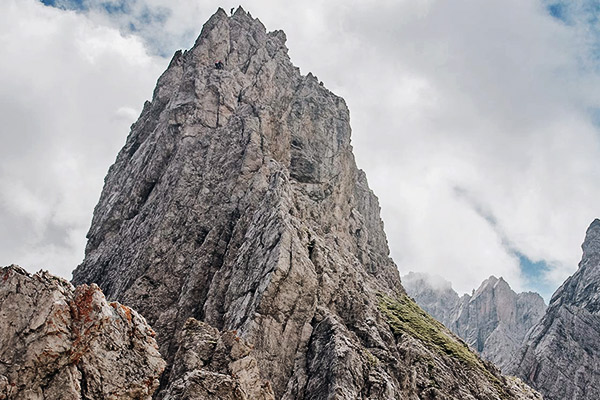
404, 272, 546, 372
403, 271, 455, 291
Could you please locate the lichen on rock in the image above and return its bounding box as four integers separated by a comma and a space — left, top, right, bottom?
379, 294, 484, 369
377, 294, 536, 400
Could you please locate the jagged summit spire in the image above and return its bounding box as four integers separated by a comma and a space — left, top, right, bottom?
582, 218, 600, 257
72, 9, 540, 399
191, 6, 287, 71
233, 5, 248, 16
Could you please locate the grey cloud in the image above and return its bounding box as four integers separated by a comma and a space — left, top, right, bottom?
0, 0, 166, 277
3, 0, 600, 299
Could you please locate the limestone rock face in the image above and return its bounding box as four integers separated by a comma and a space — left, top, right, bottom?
403, 272, 546, 372
511, 219, 600, 399
163, 318, 274, 400
72, 7, 541, 399
0, 265, 165, 399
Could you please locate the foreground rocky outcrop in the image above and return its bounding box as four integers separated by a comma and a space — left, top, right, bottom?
403, 272, 546, 372
72, 7, 541, 399
0, 265, 165, 399
511, 219, 600, 399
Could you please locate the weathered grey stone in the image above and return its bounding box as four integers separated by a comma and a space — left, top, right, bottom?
163, 318, 274, 400
0, 265, 165, 399
72, 7, 541, 399
511, 219, 600, 399
403, 272, 546, 372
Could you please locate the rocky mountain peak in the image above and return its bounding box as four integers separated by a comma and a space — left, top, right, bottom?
473, 275, 498, 295
189, 6, 288, 74
548, 219, 600, 311
511, 219, 600, 399
583, 218, 600, 251
70, 8, 540, 399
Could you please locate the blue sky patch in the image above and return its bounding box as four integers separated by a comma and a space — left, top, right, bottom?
548, 3, 567, 21
454, 186, 558, 301
40, 0, 86, 11
37, 0, 175, 56
589, 107, 600, 127
40, 0, 131, 14
516, 251, 555, 301
102, 1, 128, 15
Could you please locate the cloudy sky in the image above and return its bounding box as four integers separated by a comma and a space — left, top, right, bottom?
2, 0, 600, 301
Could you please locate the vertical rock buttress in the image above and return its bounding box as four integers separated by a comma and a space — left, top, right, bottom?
511, 219, 600, 399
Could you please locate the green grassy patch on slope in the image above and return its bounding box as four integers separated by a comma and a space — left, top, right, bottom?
378, 293, 509, 397
378, 294, 480, 366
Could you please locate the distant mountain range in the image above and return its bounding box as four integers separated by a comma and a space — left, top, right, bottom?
404, 219, 600, 399
402, 272, 546, 372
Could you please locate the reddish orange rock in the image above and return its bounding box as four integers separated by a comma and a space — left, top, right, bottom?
0, 265, 165, 399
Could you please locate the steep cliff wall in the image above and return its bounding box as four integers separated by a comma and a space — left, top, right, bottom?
511, 219, 600, 399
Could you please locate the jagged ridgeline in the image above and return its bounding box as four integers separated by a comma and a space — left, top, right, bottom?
403, 272, 547, 373
72, 7, 539, 399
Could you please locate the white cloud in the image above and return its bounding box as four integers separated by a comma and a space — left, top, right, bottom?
0, 0, 166, 278
2, 0, 600, 300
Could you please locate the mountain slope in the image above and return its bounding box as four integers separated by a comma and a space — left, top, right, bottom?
73, 8, 540, 399
511, 219, 600, 399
